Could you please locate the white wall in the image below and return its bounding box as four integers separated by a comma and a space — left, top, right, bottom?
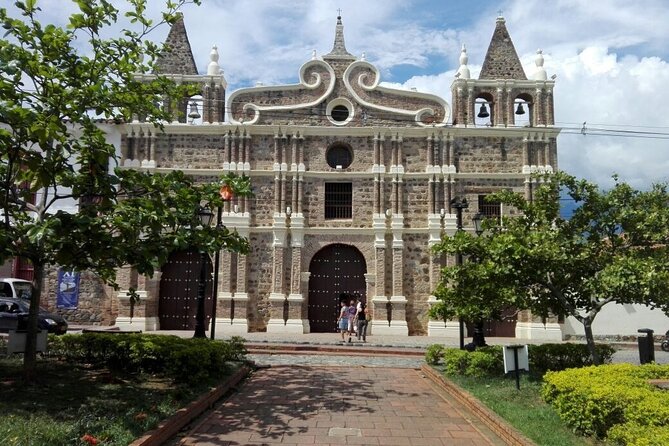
563, 303, 669, 337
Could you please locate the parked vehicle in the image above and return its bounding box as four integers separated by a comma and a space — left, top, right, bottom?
0, 278, 32, 299
662, 330, 669, 352
0, 297, 68, 335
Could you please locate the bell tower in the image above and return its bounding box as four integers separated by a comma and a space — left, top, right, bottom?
451, 16, 555, 128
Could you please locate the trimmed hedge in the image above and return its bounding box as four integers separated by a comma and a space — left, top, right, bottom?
542, 363, 669, 441
48, 333, 247, 384
528, 343, 615, 377
426, 343, 615, 378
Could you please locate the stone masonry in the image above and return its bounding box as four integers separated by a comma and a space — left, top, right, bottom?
112, 14, 561, 339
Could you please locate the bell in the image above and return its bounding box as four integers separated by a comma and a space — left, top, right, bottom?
477, 103, 489, 118
515, 103, 526, 115
188, 101, 201, 121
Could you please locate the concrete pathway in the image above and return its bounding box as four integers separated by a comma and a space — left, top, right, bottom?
176, 366, 505, 446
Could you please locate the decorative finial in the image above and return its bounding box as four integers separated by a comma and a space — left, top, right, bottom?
497, 9, 505, 21
361, 52, 366, 61
456, 44, 470, 79
533, 49, 547, 80
207, 45, 221, 75
311, 49, 317, 60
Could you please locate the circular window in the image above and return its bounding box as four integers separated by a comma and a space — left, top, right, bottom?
331, 105, 349, 122
326, 98, 354, 126
326, 144, 353, 169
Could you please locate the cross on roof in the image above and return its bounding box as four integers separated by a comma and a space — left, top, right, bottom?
337, 8, 342, 17
497, 9, 503, 17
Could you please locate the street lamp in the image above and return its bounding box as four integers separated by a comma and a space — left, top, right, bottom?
194, 206, 214, 338
471, 212, 488, 348
209, 184, 234, 339
451, 197, 468, 350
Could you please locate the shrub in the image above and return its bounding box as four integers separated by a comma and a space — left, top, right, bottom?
542, 363, 669, 439
442, 346, 504, 377
608, 423, 669, 446
47, 333, 247, 384
425, 344, 445, 365
528, 343, 615, 377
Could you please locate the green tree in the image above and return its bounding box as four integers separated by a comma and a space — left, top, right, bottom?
431, 172, 669, 364
0, 0, 251, 377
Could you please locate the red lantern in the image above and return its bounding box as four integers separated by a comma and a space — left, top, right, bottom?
219, 184, 234, 201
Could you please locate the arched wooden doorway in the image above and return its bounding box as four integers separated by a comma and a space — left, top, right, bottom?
159, 249, 213, 330
308, 244, 366, 333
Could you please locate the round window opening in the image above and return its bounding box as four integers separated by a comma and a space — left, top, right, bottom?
330, 105, 350, 122
326, 144, 353, 169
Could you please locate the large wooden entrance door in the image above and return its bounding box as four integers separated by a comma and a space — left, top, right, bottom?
308, 244, 366, 333
159, 249, 213, 330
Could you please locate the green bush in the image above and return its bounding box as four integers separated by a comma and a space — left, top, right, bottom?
425, 344, 445, 365
528, 343, 615, 377
442, 346, 504, 377
608, 423, 669, 446
47, 333, 247, 384
542, 363, 669, 440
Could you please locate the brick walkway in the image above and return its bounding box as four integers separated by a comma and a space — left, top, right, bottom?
177, 366, 505, 446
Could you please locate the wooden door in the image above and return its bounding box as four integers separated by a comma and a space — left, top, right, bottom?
308, 244, 366, 333
158, 249, 213, 330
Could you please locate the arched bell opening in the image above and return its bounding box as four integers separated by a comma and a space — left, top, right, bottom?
513, 93, 533, 127
475, 93, 494, 127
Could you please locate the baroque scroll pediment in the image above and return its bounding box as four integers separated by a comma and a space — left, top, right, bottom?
228, 58, 450, 127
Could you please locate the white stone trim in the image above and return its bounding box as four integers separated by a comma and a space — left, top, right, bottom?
114, 316, 159, 331
342, 60, 451, 126
213, 318, 248, 336
515, 321, 563, 341
228, 59, 336, 125
373, 320, 408, 335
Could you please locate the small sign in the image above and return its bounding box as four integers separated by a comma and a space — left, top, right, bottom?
503, 344, 529, 374
56, 269, 80, 309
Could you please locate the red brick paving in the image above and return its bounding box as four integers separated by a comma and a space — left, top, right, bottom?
178, 366, 504, 446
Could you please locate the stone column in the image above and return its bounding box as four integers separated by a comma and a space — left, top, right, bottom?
213, 250, 234, 335
115, 268, 160, 331
516, 309, 563, 341
267, 212, 289, 332
285, 212, 308, 333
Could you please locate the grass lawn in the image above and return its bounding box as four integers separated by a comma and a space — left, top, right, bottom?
446, 372, 602, 446
0, 357, 238, 446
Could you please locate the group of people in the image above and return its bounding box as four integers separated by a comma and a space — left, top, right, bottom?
337, 294, 368, 343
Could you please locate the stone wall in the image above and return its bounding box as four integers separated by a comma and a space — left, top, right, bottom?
41, 266, 114, 325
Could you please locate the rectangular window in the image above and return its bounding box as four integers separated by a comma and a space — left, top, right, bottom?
478, 195, 501, 222
325, 183, 352, 219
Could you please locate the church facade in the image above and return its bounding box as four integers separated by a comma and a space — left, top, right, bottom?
113, 15, 561, 338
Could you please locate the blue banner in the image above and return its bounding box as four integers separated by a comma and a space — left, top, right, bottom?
56, 269, 80, 309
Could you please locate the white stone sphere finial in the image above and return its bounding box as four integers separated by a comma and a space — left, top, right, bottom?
534, 49, 547, 81
207, 45, 221, 75
311, 49, 317, 60
361, 51, 366, 61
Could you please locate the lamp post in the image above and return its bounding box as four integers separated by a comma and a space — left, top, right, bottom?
194, 206, 214, 338
210, 184, 234, 340
471, 212, 488, 348
451, 197, 468, 350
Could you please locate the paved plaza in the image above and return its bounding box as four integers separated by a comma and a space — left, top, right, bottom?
176, 366, 505, 446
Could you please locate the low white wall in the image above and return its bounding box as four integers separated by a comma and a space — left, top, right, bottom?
563, 303, 669, 337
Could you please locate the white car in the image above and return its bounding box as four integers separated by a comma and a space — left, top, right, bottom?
0, 278, 33, 300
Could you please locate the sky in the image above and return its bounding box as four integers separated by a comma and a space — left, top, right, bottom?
19, 0, 669, 189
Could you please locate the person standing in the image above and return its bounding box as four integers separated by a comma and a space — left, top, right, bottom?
337, 300, 349, 343
347, 297, 357, 343
356, 301, 368, 342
